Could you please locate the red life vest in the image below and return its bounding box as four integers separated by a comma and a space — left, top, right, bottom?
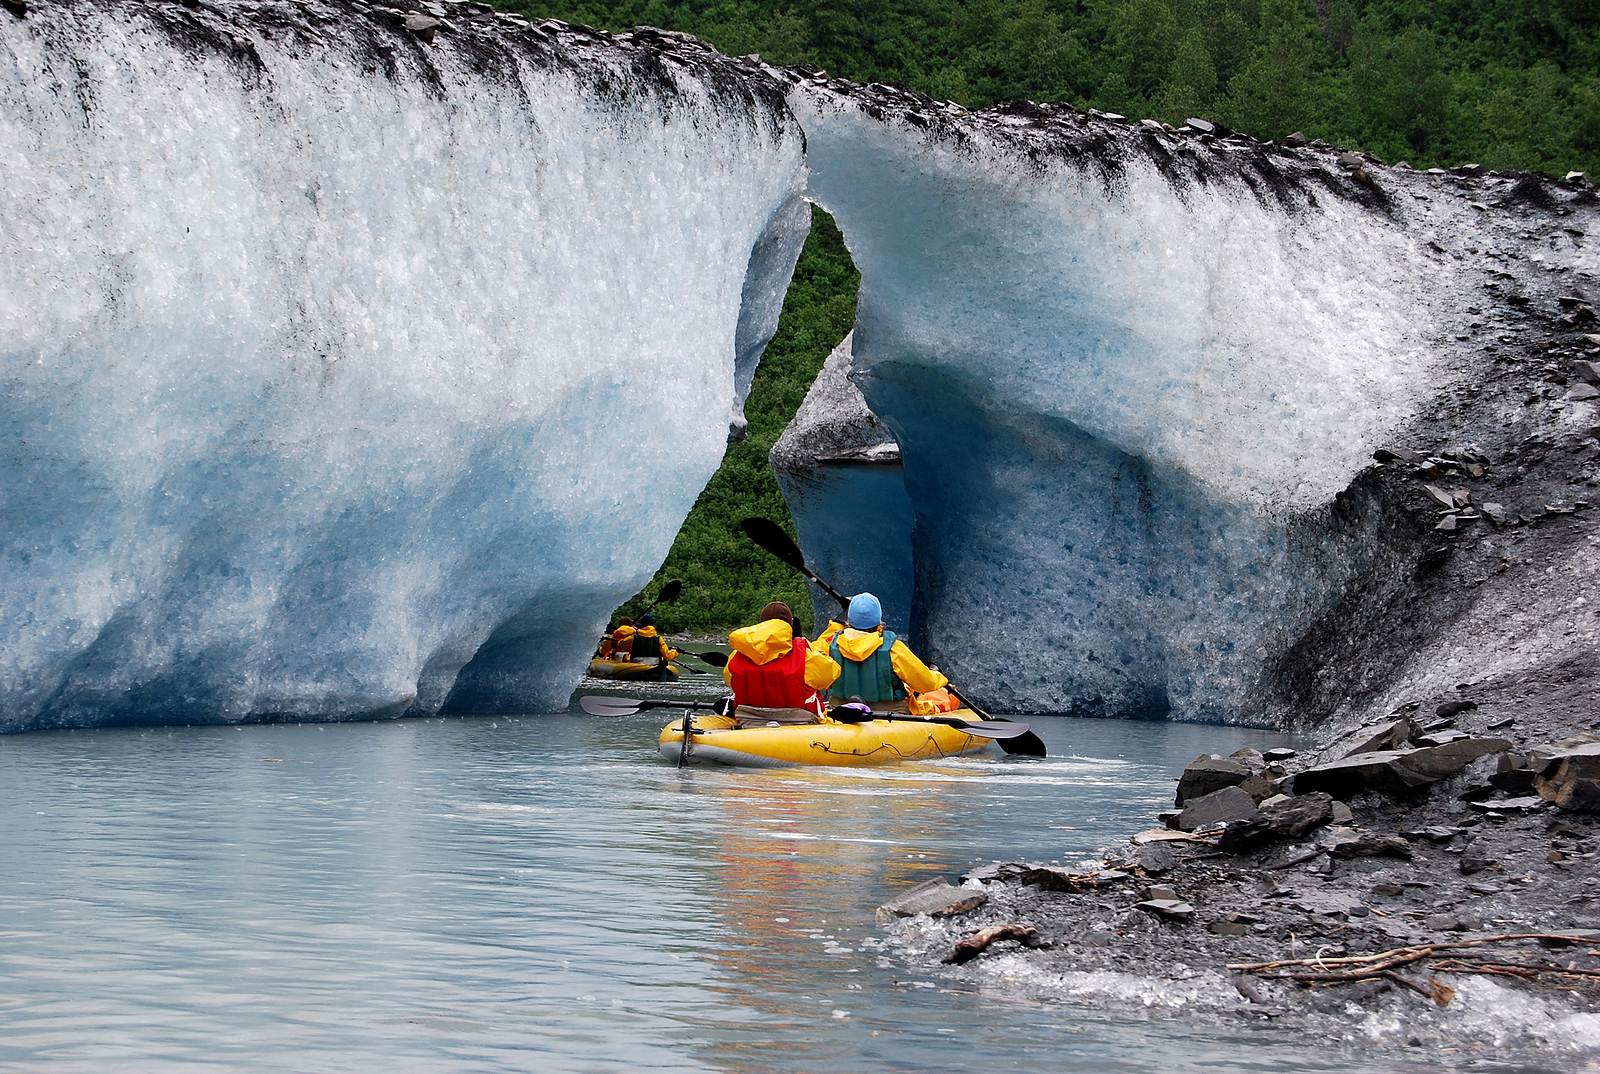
728, 637, 818, 710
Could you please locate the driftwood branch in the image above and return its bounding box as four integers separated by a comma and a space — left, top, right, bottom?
1230, 934, 1600, 1007
942, 925, 1053, 965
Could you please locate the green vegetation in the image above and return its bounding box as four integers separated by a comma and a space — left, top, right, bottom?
611, 206, 859, 636
524, 0, 1600, 634
503, 0, 1600, 174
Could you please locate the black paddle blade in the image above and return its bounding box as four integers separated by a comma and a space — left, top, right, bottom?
739, 518, 805, 570
579, 695, 643, 717
656, 579, 682, 603
998, 730, 1048, 757
948, 718, 1035, 740
687, 650, 729, 667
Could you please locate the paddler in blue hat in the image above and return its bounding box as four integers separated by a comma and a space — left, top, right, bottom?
818, 592, 947, 713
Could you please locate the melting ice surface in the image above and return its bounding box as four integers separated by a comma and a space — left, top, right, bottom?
0, 3, 807, 730
1, 708, 1593, 1072
785, 86, 1494, 721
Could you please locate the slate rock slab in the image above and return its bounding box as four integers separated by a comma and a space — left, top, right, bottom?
1135, 899, 1195, 922
1175, 786, 1259, 831
876, 878, 988, 923
1294, 739, 1512, 797
1176, 755, 1252, 805
1533, 741, 1600, 812
1216, 792, 1335, 852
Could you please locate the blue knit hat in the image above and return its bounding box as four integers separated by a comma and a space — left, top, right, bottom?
847, 593, 882, 630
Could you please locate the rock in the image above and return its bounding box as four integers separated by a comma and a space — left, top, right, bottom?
1135, 899, 1195, 922
1330, 800, 1354, 824
1328, 832, 1413, 859
1176, 754, 1252, 804
1323, 717, 1418, 761
1481, 503, 1509, 524
1143, 884, 1179, 901
1373, 447, 1424, 464
1401, 737, 1514, 781
1020, 866, 1123, 893
876, 877, 988, 922
1568, 171, 1591, 183
1569, 383, 1600, 401
403, 12, 442, 39
1468, 795, 1545, 815
1229, 747, 1266, 771
1175, 786, 1259, 831
1236, 771, 1282, 803
1216, 792, 1335, 852
1293, 750, 1434, 796
1426, 913, 1481, 931
1414, 730, 1472, 747
1185, 117, 1216, 134
1258, 793, 1293, 809
1208, 920, 1249, 936
1572, 358, 1600, 383
1283, 130, 1308, 147
1136, 842, 1179, 875
1436, 699, 1479, 718
1263, 747, 1298, 763
1539, 929, 1600, 948
1337, 151, 1365, 169
2, 0, 26, 16
1459, 850, 1499, 875
1533, 741, 1600, 811
961, 861, 1028, 884
1424, 484, 1458, 509
1371, 883, 1405, 897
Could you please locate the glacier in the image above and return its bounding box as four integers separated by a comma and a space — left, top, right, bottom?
780, 77, 1600, 722
770, 331, 914, 633
0, 0, 807, 730
5, 3, 1596, 733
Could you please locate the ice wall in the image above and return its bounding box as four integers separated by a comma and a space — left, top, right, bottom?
783, 80, 1514, 721
771, 333, 914, 633
0, 0, 807, 730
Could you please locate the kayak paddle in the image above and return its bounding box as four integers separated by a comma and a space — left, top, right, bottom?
738, 517, 1047, 758
579, 695, 706, 717
638, 578, 682, 617
828, 703, 1037, 739
738, 519, 851, 616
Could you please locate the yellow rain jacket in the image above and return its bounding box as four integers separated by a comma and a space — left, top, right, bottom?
721, 618, 840, 691
825, 628, 948, 696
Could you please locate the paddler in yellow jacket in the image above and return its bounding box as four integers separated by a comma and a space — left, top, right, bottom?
627, 614, 678, 666
819, 592, 946, 713
722, 601, 840, 715
606, 616, 636, 660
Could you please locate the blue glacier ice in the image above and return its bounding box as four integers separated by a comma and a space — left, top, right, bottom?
771, 332, 914, 634
0, 2, 807, 729
781, 79, 1600, 722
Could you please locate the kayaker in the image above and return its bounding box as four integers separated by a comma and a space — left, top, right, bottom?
607, 616, 636, 660
722, 601, 840, 725
628, 614, 679, 667
822, 592, 947, 713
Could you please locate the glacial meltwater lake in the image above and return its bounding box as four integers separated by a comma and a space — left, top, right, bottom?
0, 685, 1588, 1073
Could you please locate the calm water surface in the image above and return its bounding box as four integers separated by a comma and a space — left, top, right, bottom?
0, 688, 1539, 1073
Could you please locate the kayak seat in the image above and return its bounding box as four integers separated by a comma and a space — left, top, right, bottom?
733, 705, 821, 729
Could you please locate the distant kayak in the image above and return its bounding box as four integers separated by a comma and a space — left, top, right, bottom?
587, 658, 680, 681
657, 709, 993, 768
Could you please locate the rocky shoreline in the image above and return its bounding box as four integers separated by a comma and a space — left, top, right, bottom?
877, 702, 1600, 1062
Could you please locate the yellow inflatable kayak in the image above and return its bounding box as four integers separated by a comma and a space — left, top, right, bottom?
657, 710, 993, 768
587, 658, 680, 681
